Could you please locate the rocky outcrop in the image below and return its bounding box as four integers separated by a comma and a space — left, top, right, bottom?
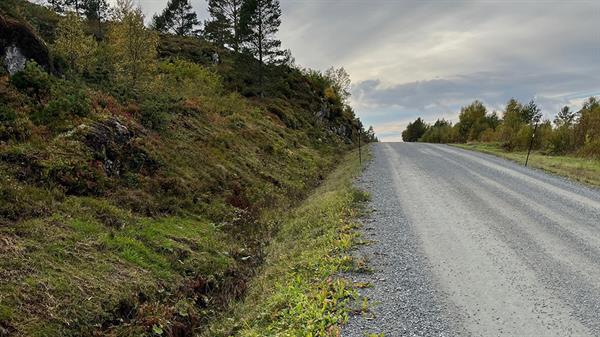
0, 13, 52, 74
83, 118, 159, 177
314, 99, 354, 140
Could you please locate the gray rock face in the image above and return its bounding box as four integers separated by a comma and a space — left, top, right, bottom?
82, 118, 159, 177
0, 13, 53, 74
4, 44, 26, 75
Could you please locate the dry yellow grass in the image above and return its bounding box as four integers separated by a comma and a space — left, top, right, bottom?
454, 143, 600, 188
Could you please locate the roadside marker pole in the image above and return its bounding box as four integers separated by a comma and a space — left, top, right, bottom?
525, 122, 539, 167
358, 128, 362, 165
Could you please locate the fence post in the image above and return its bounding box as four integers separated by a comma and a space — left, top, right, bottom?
525, 122, 539, 167
358, 128, 362, 165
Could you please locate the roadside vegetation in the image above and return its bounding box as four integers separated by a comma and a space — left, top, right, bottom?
402, 97, 600, 185
205, 149, 370, 337
454, 143, 600, 187
0, 0, 376, 335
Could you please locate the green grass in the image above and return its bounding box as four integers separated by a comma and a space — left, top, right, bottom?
0, 194, 240, 336
204, 148, 370, 337
0, 146, 365, 336
0, 56, 355, 336
453, 142, 600, 187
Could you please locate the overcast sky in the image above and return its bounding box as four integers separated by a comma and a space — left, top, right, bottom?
110, 0, 600, 141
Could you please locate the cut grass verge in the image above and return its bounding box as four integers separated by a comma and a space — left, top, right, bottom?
453, 143, 600, 188
204, 148, 370, 337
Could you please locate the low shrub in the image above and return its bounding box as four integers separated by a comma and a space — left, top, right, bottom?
0, 178, 53, 221
578, 139, 600, 159
45, 158, 109, 195
549, 126, 576, 155
513, 124, 533, 150
479, 128, 499, 143
28, 81, 91, 130
0, 64, 7, 77
9, 61, 52, 99
155, 59, 222, 99
0, 106, 32, 141
140, 98, 172, 131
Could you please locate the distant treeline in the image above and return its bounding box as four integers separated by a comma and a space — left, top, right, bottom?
402, 97, 600, 158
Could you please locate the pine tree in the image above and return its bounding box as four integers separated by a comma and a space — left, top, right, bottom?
108, 0, 159, 86
554, 106, 576, 127
402, 118, 428, 142
240, 0, 282, 95
523, 100, 542, 124
205, 0, 243, 51
53, 12, 98, 73
152, 0, 200, 36
204, 14, 230, 48
82, 0, 110, 37
47, 0, 66, 13
366, 126, 378, 142
65, 0, 82, 15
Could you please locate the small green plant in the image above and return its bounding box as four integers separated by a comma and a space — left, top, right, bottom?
9, 61, 52, 99
0, 106, 32, 141
155, 59, 222, 99
0, 179, 53, 221
140, 97, 172, 131
578, 139, 600, 159
36, 88, 90, 125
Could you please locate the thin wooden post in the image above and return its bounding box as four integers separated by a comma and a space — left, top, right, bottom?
525, 122, 539, 167
358, 128, 362, 165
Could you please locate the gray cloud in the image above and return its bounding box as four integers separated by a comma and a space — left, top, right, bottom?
351, 69, 600, 141
106, 0, 600, 141
277, 1, 600, 140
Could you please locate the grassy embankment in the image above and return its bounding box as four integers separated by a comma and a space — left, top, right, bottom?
1, 147, 369, 337
0, 1, 371, 335
454, 143, 600, 187
205, 148, 370, 337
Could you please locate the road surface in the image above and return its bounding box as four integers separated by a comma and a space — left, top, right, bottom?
343, 143, 600, 337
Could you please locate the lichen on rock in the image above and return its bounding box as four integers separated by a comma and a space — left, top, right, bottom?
4, 44, 26, 75
0, 13, 52, 74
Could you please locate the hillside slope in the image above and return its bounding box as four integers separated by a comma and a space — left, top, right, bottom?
0, 2, 367, 336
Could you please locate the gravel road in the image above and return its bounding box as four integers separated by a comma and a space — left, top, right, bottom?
343, 143, 600, 337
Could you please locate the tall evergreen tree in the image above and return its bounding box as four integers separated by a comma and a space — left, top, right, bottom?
152, 0, 200, 36
205, 0, 243, 51
402, 118, 428, 142
554, 106, 576, 127
240, 0, 282, 95
65, 0, 82, 15
204, 9, 230, 48
523, 100, 542, 124
47, 0, 66, 13
82, 0, 110, 37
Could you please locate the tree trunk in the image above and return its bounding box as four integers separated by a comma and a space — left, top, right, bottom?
258, 1, 264, 97
233, 0, 240, 52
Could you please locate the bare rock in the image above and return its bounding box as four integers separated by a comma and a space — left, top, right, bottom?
0, 13, 53, 74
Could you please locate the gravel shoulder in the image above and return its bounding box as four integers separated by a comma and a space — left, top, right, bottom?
343, 143, 600, 337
